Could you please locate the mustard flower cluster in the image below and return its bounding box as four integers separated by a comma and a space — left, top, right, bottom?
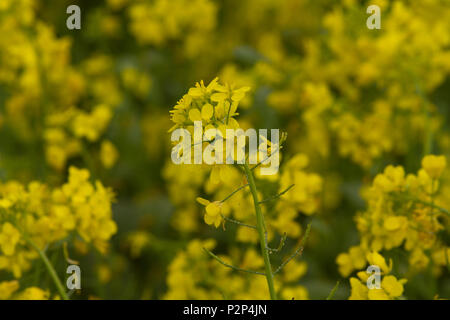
0, 280, 53, 300
45, 104, 115, 170
348, 252, 407, 300
1, 0, 449, 301
165, 78, 255, 232
169, 77, 249, 133
0, 167, 117, 278
167, 78, 322, 235
0, 2, 121, 172
272, 154, 323, 238
216, 0, 450, 168
165, 78, 324, 300
127, 0, 217, 57
337, 155, 450, 298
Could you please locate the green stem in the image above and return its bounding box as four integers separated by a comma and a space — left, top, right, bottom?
220, 214, 256, 229
243, 163, 277, 300
221, 184, 249, 203
326, 281, 340, 300
273, 223, 311, 275
203, 248, 265, 276
25, 237, 69, 300
259, 184, 295, 204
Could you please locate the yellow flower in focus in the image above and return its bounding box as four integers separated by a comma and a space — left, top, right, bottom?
196, 197, 223, 228
169, 77, 249, 133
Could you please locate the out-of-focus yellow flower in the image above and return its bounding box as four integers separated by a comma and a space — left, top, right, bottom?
164, 239, 309, 300
14, 287, 50, 300
422, 155, 447, 179
0, 223, 21, 256
121, 67, 152, 99
128, 0, 217, 57
366, 251, 392, 274
0, 166, 116, 278
97, 264, 113, 284
348, 252, 407, 300
126, 231, 151, 258
0, 281, 19, 300
336, 246, 367, 278
73, 105, 113, 142
339, 156, 449, 277
280, 286, 309, 300
100, 140, 119, 169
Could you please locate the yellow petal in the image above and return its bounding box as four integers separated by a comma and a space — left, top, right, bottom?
188, 108, 202, 122
206, 202, 221, 217
201, 103, 214, 120
368, 289, 390, 300
384, 216, 401, 231
188, 87, 203, 97
382, 275, 404, 298
196, 197, 210, 206
349, 277, 368, 300
211, 93, 227, 102
204, 213, 215, 225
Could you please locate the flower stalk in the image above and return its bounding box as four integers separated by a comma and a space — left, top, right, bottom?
243, 163, 277, 300
25, 236, 69, 300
